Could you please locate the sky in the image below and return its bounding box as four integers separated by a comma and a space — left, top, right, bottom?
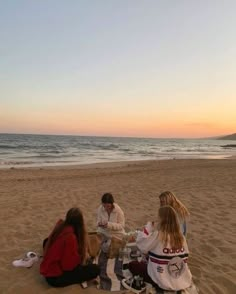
0, 0, 236, 138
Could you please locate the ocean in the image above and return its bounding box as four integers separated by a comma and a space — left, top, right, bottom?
0, 133, 235, 168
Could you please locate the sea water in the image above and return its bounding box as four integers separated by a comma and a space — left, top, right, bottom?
0, 133, 235, 168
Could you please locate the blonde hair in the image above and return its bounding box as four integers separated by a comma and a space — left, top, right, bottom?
158, 206, 184, 249
159, 191, 190, 221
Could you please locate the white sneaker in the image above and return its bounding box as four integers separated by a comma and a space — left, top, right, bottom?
80, 281, 88, 289
12, 252, 39, 268
122, 276, 146, 294
121, 277, 134, 291
26, 251, 38, 259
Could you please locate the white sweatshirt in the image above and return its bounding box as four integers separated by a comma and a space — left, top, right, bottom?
136, 230, 192, 291
96, 203, 125, 238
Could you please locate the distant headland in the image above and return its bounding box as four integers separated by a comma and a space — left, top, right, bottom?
217, 133, 236, 148
217, 133, 236, 140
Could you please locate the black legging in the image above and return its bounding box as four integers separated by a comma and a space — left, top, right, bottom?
45, 263, 100, 287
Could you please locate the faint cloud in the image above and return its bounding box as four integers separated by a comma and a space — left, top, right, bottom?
184, 122, 214, 128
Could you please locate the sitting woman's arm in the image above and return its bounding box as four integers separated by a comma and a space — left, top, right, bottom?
96, 206, 103, 227
107, 208, 125, 231
136, 230, 158, 254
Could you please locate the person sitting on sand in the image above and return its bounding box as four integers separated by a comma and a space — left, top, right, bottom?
40, 207, 100, 287
97, 192, 125, 239
122, 206, 193, 293
159, 191, 190, 236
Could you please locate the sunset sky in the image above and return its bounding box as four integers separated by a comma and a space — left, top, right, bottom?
1, 1, 235, 138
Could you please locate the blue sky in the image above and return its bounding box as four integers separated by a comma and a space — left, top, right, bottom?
1, 0, 236, 137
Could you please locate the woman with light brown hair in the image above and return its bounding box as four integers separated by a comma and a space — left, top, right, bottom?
122, 206, 194, 293
159, 191, 190, 236
40, 207, 100, 287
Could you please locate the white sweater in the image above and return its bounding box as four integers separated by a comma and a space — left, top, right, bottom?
136, 230, 192, 291
96, 203, 125, 238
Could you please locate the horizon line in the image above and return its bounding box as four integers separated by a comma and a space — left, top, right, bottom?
0, 131, 227, 140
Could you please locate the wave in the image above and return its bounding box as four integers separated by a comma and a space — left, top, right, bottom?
137, 150, 157, 155
0, 134, 235, 168
90, 143, 120, 150
0, 160, 35, 165
0, 144, 19, 149
40, 154, 76, 158
120, 148, 132, 152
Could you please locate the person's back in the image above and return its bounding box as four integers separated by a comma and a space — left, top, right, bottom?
40, 225, 80, 277
138, 231, 192, 291
136, 206, 193, 292
40, 207, 100, 288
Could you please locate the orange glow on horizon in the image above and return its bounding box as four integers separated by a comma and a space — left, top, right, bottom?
1, 103, 235, 138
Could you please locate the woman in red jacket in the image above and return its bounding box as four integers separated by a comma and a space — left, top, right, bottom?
40, 207, 100, 287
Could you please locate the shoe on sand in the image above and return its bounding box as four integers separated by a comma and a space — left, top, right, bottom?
122, 276, 146, 293
26, 251, 38, 259
80, 281, 88, 289
12, 252, 39, 268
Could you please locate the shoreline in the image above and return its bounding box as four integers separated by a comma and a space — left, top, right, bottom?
0, 154, 236, 171
1, 158, 236, 293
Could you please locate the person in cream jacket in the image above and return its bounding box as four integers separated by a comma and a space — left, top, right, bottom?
97, 193, 125, 239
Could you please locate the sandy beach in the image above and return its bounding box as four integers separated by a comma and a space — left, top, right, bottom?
0, 159, 235, 294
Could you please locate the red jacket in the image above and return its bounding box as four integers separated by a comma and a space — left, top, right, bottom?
40, 225, 81, 277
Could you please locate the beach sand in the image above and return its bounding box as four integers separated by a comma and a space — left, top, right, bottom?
0, 159, 235, 294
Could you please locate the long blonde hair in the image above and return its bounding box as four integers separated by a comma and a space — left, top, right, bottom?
158, 206, 184, 249
159, 191, 190, 221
